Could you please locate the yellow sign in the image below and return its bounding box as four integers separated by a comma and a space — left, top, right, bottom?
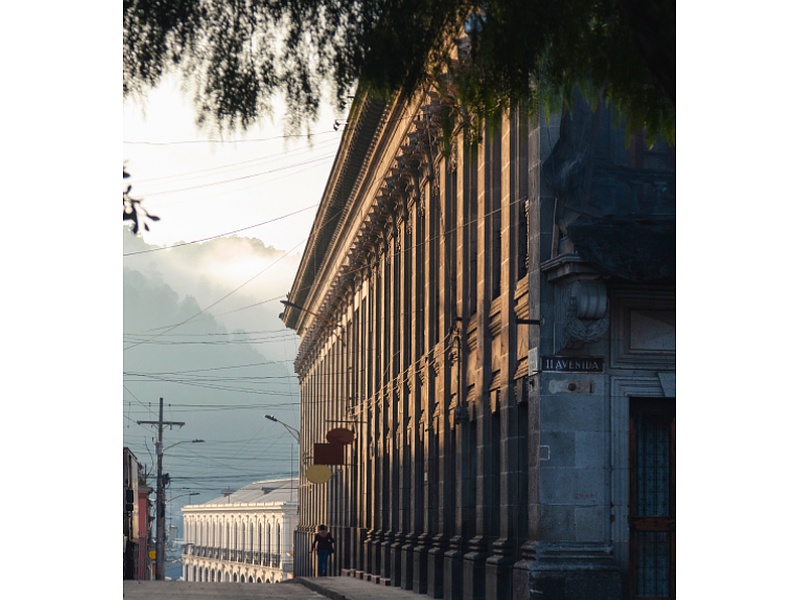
306, 465, 332, 484
149, 549, 156, 560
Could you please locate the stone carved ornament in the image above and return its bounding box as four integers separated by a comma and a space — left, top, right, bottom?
562, 279, 609, 347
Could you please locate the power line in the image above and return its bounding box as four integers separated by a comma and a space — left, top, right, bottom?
121, 334, 298, 346
123, 130, 342, 146
123, 238, 306, 352
131, 137, 342, 186
122, 204, 318, 256
122, 207, 350, 343
121, 360, 293, 374
122, 330, 292, 338
139, 153, 336, 197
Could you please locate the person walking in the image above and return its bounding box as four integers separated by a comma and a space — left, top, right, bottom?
309, 524, 335, 576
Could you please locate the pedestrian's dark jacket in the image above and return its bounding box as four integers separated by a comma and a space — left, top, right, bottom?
312, 532, 334, 553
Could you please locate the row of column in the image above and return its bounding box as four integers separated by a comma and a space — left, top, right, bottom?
183, 561, 284, 583
295, 106, 533, 599
184, 514, 283, 558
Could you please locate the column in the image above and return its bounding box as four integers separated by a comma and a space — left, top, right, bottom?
463, 125, 492, 600
485, 110, 521, 600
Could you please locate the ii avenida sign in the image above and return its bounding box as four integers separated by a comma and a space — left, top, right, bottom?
541, 356, 604, 372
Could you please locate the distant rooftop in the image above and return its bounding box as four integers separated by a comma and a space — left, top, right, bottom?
184, 477, 298, 508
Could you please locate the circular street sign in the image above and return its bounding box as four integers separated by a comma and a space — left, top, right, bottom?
326, 427, 355, 445
306, 465, 333, 484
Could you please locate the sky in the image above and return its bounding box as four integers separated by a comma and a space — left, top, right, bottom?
123, 76, 344, 252
122, 76, 343, 529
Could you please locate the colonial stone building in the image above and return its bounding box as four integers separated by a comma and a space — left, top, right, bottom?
281, 52, 675, 600
181, 478, 298, 583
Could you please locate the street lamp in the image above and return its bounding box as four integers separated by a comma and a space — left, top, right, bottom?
155, 439, 204, 580
170, 491, 201, 501
265, 414, 301, 509
168, 490, 201, 524
265, 414, 300, 442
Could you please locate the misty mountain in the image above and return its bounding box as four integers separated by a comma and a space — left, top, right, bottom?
123, 229, 302, 506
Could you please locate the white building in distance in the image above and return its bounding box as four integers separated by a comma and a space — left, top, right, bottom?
182, 478, 298, 583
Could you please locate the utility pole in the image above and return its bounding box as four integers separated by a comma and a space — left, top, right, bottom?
138, 397, 184, 580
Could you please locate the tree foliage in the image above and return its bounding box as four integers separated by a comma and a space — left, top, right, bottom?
124, 166, 160, 234
124, 0, 674, 141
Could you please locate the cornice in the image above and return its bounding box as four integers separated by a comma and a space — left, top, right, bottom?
295, 90, 448, 365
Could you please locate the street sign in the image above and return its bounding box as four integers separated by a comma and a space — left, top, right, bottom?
541, 356, 604, 372
306, 465, 332, 484
314, 442, 345, 465
326, 428, 355, 445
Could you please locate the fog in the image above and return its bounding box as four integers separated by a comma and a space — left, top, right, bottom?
123, 229, 303, 513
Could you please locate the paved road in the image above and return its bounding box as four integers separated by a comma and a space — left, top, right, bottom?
123, 577, 425, 600
123, 580, 324, 599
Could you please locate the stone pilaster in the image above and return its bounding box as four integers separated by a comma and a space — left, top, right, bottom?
413, 532, 431, 594
462, 535, 489, 600
390, 531, 406, 585
427, 533, 448, 598
443, 535, 465, 600
400, 532, 418, 590
381, 530, 395, 580
365, 528, 377, 574
370, 529, 384, 576
485, 537, 516, 600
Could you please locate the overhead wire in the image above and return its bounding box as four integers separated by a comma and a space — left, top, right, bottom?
122, 359, 294, 374
122, 333, 299, 345
123, 130, 343, 146
122, 203, 319, 256
138, 153, 337, 198
122, 200, 348, 348
122, 109, 419, 149
122, 236, 306, 351
122, 120, 372, 348
131, 136, 342, 186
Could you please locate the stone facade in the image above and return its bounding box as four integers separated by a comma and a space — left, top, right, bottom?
282, 71, 675, 599
181, 478, 298, 583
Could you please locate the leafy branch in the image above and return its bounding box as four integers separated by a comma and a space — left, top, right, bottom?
123, 166, 160, 235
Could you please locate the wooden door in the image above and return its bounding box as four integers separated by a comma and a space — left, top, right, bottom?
629, 397, 675, 599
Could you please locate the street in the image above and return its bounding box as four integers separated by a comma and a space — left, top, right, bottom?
123, 577, 425, 600
123, 581, 324, 599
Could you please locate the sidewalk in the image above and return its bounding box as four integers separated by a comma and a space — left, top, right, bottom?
294, 573, 424, 600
